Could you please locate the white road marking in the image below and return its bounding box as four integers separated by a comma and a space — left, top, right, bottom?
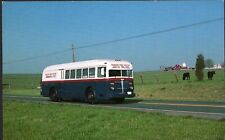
104, 105, 225, 116
4, 95, 46, 99
139, 102, 225, 108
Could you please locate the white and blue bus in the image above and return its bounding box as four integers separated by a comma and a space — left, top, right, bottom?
41, 59, 135, 103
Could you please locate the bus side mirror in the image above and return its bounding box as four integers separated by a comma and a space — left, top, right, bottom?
101, 68, 105, 75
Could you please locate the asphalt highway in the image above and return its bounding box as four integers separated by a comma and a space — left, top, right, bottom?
3, 94, 225, 120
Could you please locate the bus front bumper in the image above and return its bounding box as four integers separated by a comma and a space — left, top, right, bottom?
111, 91, 135, 98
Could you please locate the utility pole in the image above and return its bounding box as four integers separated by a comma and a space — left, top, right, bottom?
72, 44, 75, 62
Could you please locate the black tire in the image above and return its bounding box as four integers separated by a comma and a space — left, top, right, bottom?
115, 98, 125, 104
49, 88, 59, 102
86, 88, 96, 104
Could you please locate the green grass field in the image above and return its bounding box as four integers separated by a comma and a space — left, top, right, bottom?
3, 100, 225, 140
3, 70, 225, 101
134, 70, 225, 101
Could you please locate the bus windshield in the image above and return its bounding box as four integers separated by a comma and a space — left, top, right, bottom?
122, 70, 132, 77
109, 70, 132, 77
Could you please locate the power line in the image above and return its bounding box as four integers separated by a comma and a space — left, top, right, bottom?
3, 17, 224, 65
76, 17, 224, 50
3, 48, 70, 64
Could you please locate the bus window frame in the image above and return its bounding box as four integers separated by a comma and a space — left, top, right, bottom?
61, 70, 64, 79
89, 67, 95, 78
97, 67, 106, 78
65, 70, 70, 79
82, 68, 88, 79
70, 69, 76, 79
76, 69, 82, 79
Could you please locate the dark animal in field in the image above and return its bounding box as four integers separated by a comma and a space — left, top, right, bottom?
207, 71, 215, 80
183, 72, 190, 80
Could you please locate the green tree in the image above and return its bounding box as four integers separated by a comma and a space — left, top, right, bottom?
195, 54, 205, 81
205, 58, 214, 68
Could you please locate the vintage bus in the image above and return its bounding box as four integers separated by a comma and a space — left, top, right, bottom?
41, 59, 135, 103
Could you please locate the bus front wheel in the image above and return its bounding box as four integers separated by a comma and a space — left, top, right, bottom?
50, 88, 59, 102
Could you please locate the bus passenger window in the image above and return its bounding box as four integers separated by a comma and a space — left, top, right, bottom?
82, 68, 88, 78
89, 68, 95, 78
71, 70, 76, 79
97, 67, 106, 77
76, 69, 81, 79
65, 70, 70, 79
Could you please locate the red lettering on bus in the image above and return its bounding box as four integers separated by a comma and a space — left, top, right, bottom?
111, 64, 130, 69
45, 73, 56, 78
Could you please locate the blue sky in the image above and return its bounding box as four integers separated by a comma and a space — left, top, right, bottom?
3, 1, 224, 73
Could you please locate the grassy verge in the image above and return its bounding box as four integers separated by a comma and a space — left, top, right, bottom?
3, 100, 225, 140
3, 89, 41, 97
3, 74, 41, 96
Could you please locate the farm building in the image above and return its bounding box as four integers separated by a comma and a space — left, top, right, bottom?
161, 62, 189, 71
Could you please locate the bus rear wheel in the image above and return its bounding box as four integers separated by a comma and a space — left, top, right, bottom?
86, 88, 96, 104
50, 88, 59, 102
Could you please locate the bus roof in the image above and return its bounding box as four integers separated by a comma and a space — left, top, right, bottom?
43, 59, 133, 71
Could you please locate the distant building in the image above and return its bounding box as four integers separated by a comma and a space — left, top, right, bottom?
213, 64, 222, 69
173, 64, 182, 70
205, 64, 222, 69
173, 62, 189, 70
161, 62, 190, 71
182, 62, 187, 67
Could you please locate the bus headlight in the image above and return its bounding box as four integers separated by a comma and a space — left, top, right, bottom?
130, 86, 134, 90
110, 87, 115, 90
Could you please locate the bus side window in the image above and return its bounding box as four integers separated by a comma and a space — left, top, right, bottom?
76, 69, 81, 79
89, 68, 95, 78
82, 68, 88, 78
97, 67, 106, 77
71, 69, 76, 79
65, 70, 70, 79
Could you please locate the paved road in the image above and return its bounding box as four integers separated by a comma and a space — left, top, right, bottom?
3, 94, 225, 120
